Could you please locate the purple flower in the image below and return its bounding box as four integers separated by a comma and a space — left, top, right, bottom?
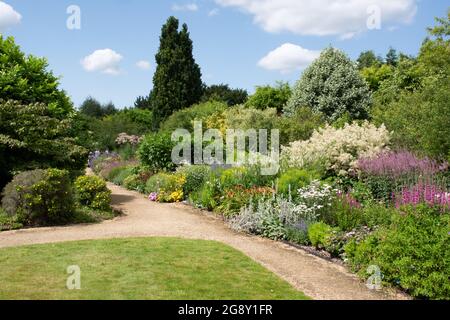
148, 192, 158, 202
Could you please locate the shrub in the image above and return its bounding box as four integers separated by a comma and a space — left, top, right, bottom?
145, 173, 185, 203
74, 175, 111, 211
277, 169, 319, 198
138, 133, 176, 172
176, 165, 212, 196
189, 172, 222, 210
1, 169, 74, 225
345, 205, 450, 299
285, 47, 371, 121
308, 222, 336, 249
277, 107, 324, 146
160, 101, 228, 133
0, 100, 88, 190
217, 185, 274, 217
245, 82, 292, 113
228, 198, 286, 240
123, 174, 143, 192
109, 166, 136, 186
357, 150, 449, 202
281, 122, 390, 177
372, 76, 450, 159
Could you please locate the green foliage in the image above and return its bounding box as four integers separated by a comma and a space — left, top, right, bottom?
89, 108, 153, 151
345, 205, 450, 299
74, 175, 111, 211
0, 100, 88, 189
356, 50, 382, 70
261, 214, 285, 240
373, 77, 450, 159
308, 222, 335, 249
245, 82, 292, 113
0, 36, 72, 116
152, 17, 203, 126
285, 47, 371, 121
109, 166, 135, 186
385, 47, 399, 67
201, 84, 248, 106
285, 226, 310, 245
79, 97, 117, 118
277, 169, 319, 198
176, 165, 212, 196
134, 94, 152, 110
160, 101, 227, 133
145, 173, 185, 202
189, 171, 222, 210
360, 64, 393, 91
224, 106, 278, 134
138, 133, 176, 172
1, 169, 74, 226
277, 107, 324, 146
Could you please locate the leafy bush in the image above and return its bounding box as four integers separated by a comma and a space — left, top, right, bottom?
1, 169, 74, 225
106, 165, 135, 186
345, 205, 450, 299
285, 47, 371, 121
245, 82, 291, 113
357, 150, 448, 202
88, 108, 153, 151
277, 169, 319, 198
176, 165, 212, 196
277, 107, 324, 146
217, 185, 274, 217
138, 132, 176, 172
74, 175, 111, 211
189, 172, 222, 210
0, 100, 88, 189
282, 122, 390, 177
145, 173, 185, 203
308, 222, 336, 249
160, 101, 228, 133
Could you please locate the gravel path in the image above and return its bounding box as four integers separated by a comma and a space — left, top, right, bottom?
0, 183, 408, 300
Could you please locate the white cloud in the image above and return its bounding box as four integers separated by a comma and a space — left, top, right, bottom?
81, 49, 123, 75
172, 3, 199, 12
258, 43, 320, 74
216, 0, 417, 38
0, 1, 22, 33
208, 8, 220, 17
136, 60, 151, 70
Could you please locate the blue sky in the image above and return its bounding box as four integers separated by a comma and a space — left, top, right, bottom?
0, 0, 448, 108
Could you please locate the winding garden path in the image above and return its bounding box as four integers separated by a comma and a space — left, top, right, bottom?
0, 183, 408, 300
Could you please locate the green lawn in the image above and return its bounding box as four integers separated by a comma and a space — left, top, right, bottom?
0, 237, 308, 300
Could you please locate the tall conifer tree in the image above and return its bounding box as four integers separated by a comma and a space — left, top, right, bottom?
151, 17, 203, 127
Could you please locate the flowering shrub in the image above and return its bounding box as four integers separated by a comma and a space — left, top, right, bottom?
217, 185, 274, 217
358, 150, 448, 177
394, 183, 449, 210
176, 165, 212, 196
282, 122, 390, 176
2, 169, 74, 225
357, 150, 449, 202
145, 173, 185, 203
74, 175, 111, 211
115, 133, 143, 146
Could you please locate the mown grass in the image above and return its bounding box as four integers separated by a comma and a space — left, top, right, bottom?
0, 237, 308, 300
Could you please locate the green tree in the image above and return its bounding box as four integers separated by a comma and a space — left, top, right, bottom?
356, 50, 382, 70
0, 36, 72, 116
151, 17, 203, 128
134, 94, 152, 110
245, 81, 291, 113
0, 100, 88, 189
285, 47, 371, 121
201, 84, 248, 106
360, 64, 394, 91
79, 97, 117, 118
385, 47, 399, 67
